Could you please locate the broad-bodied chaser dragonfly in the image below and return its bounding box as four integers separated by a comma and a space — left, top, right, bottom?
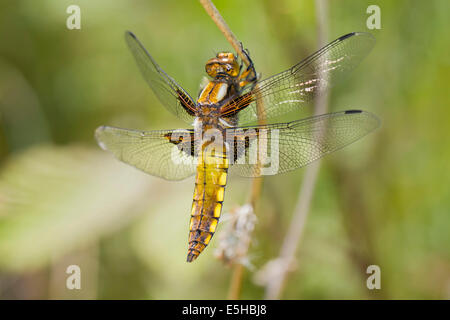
96, 31, 380, 262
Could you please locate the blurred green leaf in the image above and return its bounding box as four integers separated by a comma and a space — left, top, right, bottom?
0, 145, 152, 271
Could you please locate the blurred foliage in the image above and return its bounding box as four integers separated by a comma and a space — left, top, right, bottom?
0, 0, 449, 299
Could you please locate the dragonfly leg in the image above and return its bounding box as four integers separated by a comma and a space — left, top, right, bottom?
237, 44, 258, 89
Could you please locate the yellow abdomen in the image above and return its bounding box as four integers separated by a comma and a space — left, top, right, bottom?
187, 144, 228, 262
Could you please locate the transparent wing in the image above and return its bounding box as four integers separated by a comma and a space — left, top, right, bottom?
125, 31, 197, 123
224, 32, 375, 125
229, 110, 380, 177
95, 126, 197, 181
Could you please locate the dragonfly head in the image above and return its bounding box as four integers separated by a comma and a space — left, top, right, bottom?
205, 52, 240, 79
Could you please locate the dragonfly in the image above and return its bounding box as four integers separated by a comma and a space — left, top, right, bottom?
95, 31, 380, 262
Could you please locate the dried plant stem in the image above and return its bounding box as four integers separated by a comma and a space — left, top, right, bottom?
199, 0, 251, 67
264, 0, 329, 300
227, 176, 263, 299
227, 262, 244, 299
249, 178, 263, 208
199, 0, 264, 300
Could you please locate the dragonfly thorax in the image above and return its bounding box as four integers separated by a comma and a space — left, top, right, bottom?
197, 80, 231, 106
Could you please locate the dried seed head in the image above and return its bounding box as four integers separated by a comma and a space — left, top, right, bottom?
214, 204, 257, 267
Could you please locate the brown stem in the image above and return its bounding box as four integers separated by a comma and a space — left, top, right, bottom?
199, 0, 251, 67
227, 264, 244, 299
264, 0, 329, 300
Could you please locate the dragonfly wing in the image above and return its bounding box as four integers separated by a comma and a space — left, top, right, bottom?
95, 126, 197, 181
229, 110, 380, 177
125, 31, 197, 123
224, 32, 375, 125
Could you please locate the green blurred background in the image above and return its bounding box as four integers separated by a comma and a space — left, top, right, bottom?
0, 0, 449, 299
